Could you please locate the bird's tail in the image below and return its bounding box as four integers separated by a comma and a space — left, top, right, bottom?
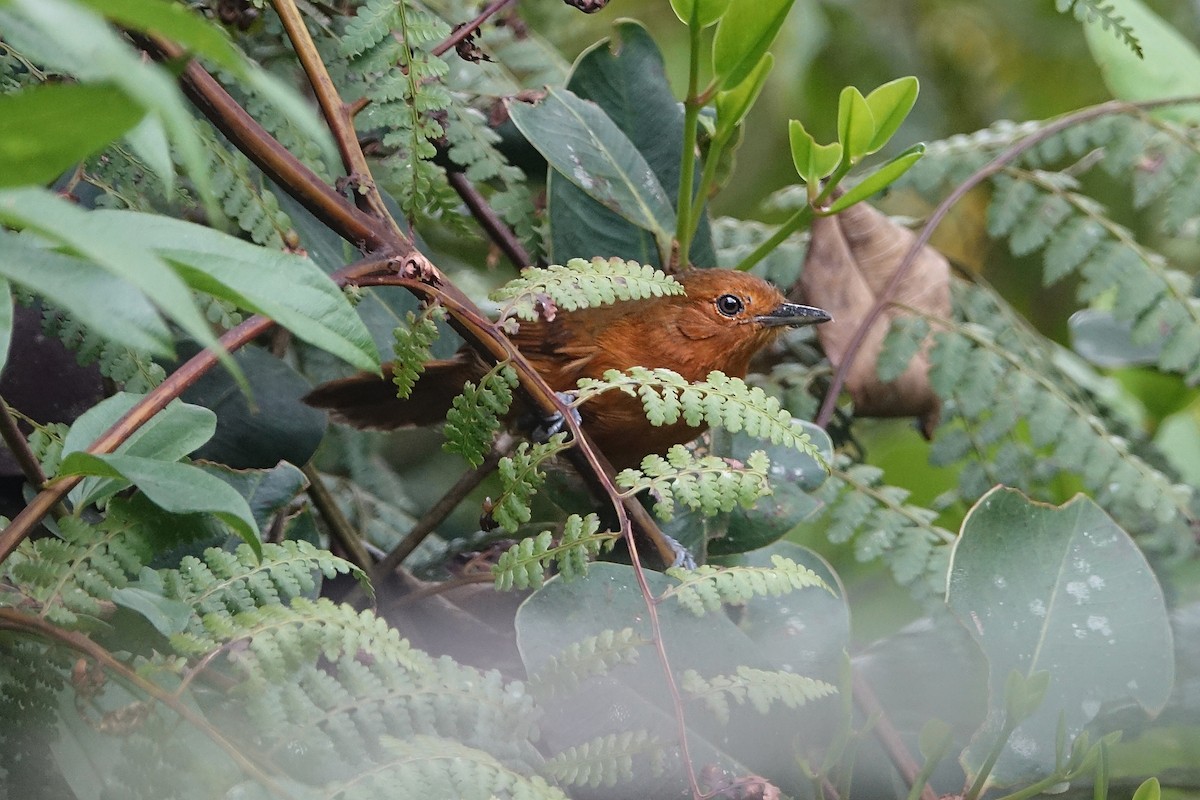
303, 354, 484, 429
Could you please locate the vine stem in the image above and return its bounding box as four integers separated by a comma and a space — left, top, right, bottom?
431, 0, 516, 57
0, 398, 65, 520
447, 170, 531, 267
0, 608, 289, 797
303, 462, 373, 570
814, 96, 1200, 429
853, 670, 938, 800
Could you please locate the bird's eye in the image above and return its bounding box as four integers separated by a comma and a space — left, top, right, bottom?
715, 294, 744, 317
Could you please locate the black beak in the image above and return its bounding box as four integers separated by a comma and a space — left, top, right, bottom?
753, 302, 832, 327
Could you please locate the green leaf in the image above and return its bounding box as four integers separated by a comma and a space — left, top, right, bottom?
196, 460, 308, 531
711, 0, 797, 91
549, 21, 714, 267
715, 54, 774, 136
0, 188, 233, 376
669, 0, 732, 28
836, 86, 876, 164
948, 487, 1174, 786
61, 393, 217, 508
90, 210, 380, 372
1083, 0, 1200, 124
57, 451, 261, 557
709, 422, 832, 555
75, 0, 244, 72
788, 119, 842, 184
172, 343, 328, 470
110, 569, 192, 637
0, 280, 11, 379
825, 143, 925, 213
0, 82, 144, 188
2, 0, 214, 210
1131, 777, 1162, 800
511, 87, 677, 261
863, 76, 919, 154
0, 231, 172, 356
918, 719, 954, 761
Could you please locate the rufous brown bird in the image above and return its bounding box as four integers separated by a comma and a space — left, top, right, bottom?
304, 269, 831, 469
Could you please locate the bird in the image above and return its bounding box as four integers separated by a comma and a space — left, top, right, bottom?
304, 269, 831, 469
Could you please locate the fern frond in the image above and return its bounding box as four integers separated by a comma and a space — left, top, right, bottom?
491, 258, 684, 323
1056, 0, 1142, 56
491, 434, 573, 533
492, 514, 618, 590
681, 667, 837, 725
528, 627, 648, 700
26, 421, 69, 477
443, 363, 517, 468
391, 305, 444, 399
876, 317, 931, 383
543, 731, 669, 789
661, 555, 830, 616
616, 445, 772, 522
318, 735, 566, 800
41, 306, 166, 392
198, 121, 295, 249
574, 368, 823, 460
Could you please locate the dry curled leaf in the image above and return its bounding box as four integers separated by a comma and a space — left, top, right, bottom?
795, 201, 950, 435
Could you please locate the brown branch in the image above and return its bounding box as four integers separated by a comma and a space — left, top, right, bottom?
815, 96, 1200, 428
370, 432, 514, 585
137, 36, 390, 253
303, 462, 372, 570
431, 0, 517, 57
271, 0, 404, 237
0, 399, 67, 521
853, 669, 937, 800
0, 608, 289, 797
447, 171, 531, 268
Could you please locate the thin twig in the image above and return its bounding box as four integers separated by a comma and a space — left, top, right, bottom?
447, 171, 531, 268
371, 432, 514, 585
815, 96, 1200, 428
0, 608, 289, 797
852, 669, 938, 800
0, 399, 67, 519
431, 0, 517, 57
303, 462, 372, 570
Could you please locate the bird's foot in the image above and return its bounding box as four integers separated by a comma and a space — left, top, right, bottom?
660, 532, 697, 570
530, 391, 582, 442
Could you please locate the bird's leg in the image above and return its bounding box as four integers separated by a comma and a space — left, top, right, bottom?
525, 391, 583, 443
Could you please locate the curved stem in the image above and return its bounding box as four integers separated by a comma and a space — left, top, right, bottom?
431, 0, 516, 57
734, 204, 813, 272
673, 21, 704, 271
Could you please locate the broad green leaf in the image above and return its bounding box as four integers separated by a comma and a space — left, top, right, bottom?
0, 83, 144, 188
948, 487, 1173, 787
1083, 0, 1200, 124
91, 210, 380, 372
712, 0, 797, 91
1069, 309, 1161, 367
788, 119, 842, 184
0, 188, 233, 376
709, 422, 831, 555
62, 393, 217, 508
75, 0, 244, 72
0, 231, 171, 356
1132, 777, 1162, 800
110, 568, 192, 636
58, 451, 261, 557
825, 143, 925, 213
549, 21, 714, 267
175, 343, 328, 470
918, 719, 954, 761
510, 87, 677, 260
836, 86, 876, 163
863, 76, 919, 154
715, 54, 774, 136
669, 0, 732, 28
3, 0, 213, 209
0, 280, 10, 378
197, 460, 308, 530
